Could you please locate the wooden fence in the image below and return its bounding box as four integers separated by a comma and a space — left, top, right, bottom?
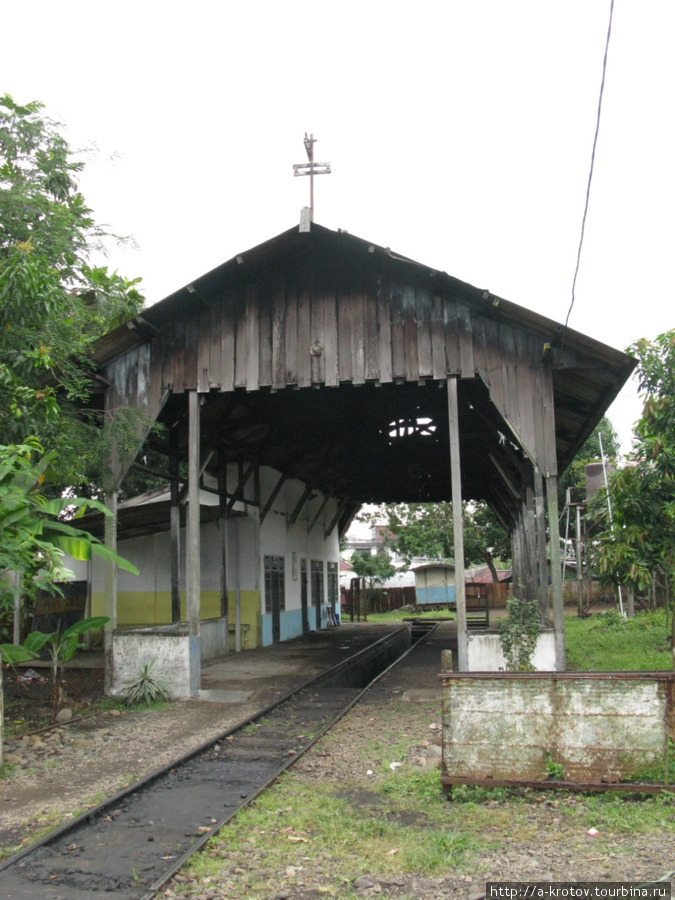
343, 580, 642, 615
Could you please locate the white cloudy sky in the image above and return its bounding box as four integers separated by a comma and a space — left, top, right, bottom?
2, 1, 673, 453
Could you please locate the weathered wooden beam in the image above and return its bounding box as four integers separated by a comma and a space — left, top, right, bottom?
227, 458, 257, 513
218, 464, 228, 622
187, 390, 201, 695
307, 493, 331, 534
534, 467, 551, 624
523, 484, 538, 601
260, 473, 288, 524
546, 473, 566, 671
488, 452, 524, 503
448, 377, 467, 671
324, 499, 346, 541
287, 485, 314, 532
130, 461, 186, 484
338, 502, 360, 541
103, 491, 117, 696
170, 427, 181, 624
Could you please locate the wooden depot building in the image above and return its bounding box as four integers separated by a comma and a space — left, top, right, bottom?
76, 222, 635, 696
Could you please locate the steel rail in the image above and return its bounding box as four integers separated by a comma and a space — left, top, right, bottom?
141, 620, 439, 899
0, 624, 426, 897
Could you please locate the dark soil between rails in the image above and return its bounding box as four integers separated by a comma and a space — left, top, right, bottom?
2, 667, 104, 737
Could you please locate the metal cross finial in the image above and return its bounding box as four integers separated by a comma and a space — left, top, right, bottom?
293, 132, 331, 223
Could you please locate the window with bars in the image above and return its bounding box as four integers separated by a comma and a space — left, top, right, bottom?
264, 555, 285, 614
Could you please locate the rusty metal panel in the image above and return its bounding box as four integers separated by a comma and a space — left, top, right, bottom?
441, 673, 671, 786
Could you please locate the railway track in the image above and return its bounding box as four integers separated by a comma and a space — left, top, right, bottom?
0, 624, 430, 900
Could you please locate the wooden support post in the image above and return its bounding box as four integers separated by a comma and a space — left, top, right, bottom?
524, 485, 538, 602
187, 390, 201, 695
169, 427, 181, 624
447, 377, 467, 670
575, 504, 584, 618
254, 461, 261, 605
104, 491, 118, 695
234, 518, 242, 652
218, 463, 228, 624
534, 468, 550, 624
546, 474, 566, 671
510, 518, 520, 594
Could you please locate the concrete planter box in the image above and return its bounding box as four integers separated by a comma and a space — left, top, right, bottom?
466, 630, 556, 671
111, 617, 227, 700
440, 671, 674, 789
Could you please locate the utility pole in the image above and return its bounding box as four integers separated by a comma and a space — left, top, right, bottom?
293, 133, 331, 222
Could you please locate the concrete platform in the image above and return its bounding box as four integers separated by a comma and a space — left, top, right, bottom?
20, 622, 412, 703
199, 622, 410, 705
17, 621, 458, 708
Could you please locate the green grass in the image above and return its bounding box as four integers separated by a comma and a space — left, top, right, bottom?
186, 770, 474, 898
174, 607, 675, 897
565, 609, 672, 671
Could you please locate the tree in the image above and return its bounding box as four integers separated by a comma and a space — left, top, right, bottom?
378, 501, 510, 581
0, 96, 147, 747
589, 331, 675, 635
350, 550, 396, 614
0, 94, 144, 490
0, 441, 138, 762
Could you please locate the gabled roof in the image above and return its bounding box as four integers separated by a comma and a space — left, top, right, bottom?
90, 223, 635, 515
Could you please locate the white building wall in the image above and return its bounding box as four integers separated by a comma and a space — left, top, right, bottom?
69, 465, 340, 648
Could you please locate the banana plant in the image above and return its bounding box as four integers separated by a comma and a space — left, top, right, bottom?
2, 617, 109, 708
0, 441, 139, 579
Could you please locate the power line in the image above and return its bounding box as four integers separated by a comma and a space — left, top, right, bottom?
564, 0, 616, 334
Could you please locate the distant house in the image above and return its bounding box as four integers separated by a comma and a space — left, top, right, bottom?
412, 562, 456, 606
466, 566, 512, 585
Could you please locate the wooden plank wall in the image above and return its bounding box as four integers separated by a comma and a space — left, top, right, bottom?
106, 260, 560, 476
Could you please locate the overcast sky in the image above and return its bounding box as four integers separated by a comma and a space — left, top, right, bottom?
3, 1, 673, 453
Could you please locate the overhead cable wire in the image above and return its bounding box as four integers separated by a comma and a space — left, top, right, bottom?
563, 0, 616, 337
